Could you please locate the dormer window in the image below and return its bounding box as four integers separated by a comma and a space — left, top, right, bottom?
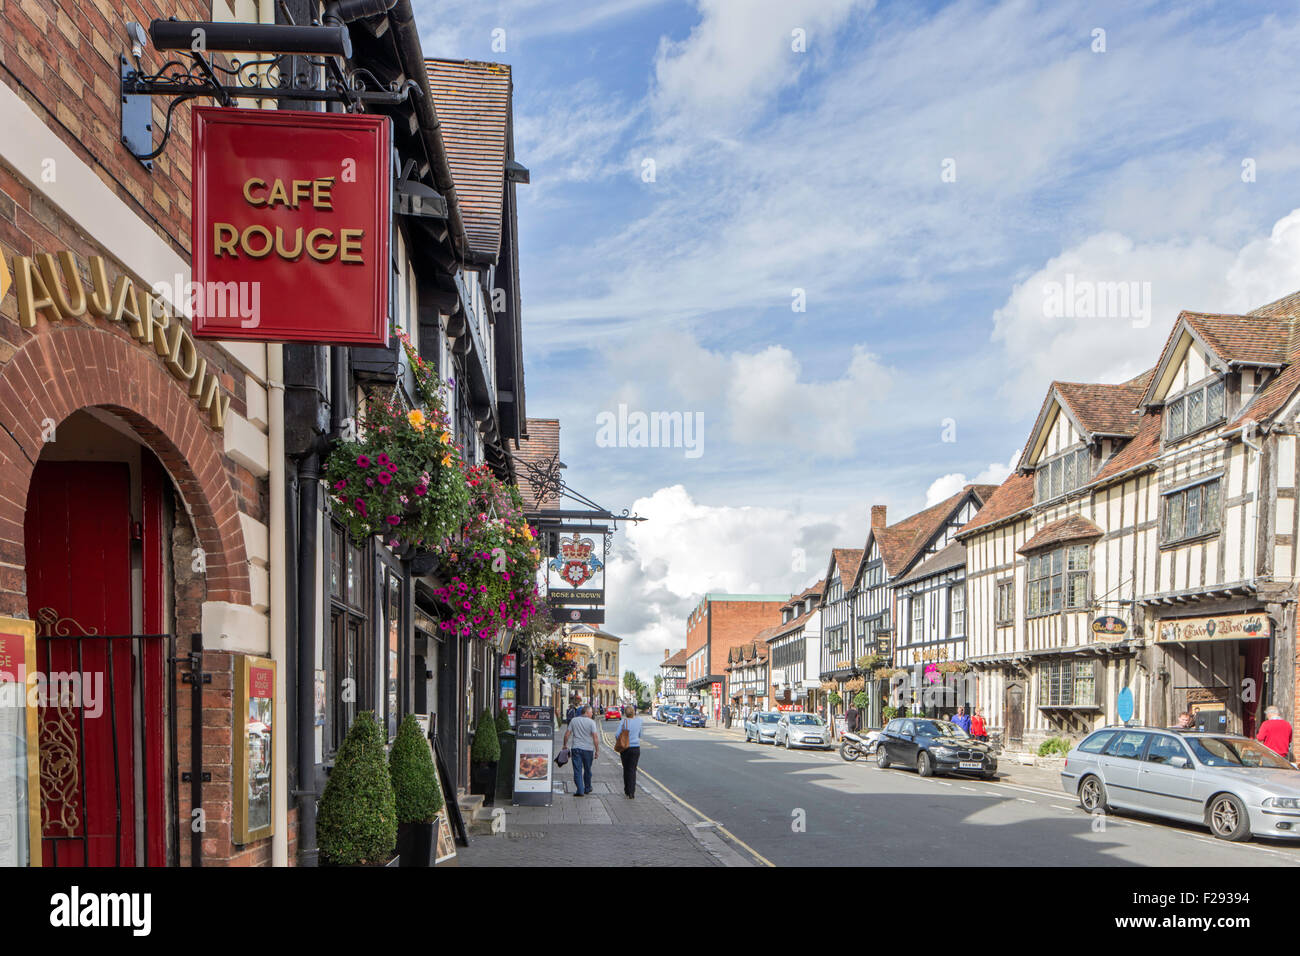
1165, 376, 1225, 442
1035, 444, 1092, 503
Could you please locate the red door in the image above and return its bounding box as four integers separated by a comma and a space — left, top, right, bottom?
25, 460, 165, 866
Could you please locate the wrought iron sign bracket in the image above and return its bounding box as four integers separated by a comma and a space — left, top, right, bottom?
119, 16, 418, 167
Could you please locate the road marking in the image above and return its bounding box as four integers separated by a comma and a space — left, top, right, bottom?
637, 768, 776, 868
961, 786, 979, 792
1052, 804, 1075, 812
1016, 797, 1036, 805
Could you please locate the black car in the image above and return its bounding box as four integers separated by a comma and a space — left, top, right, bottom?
876, 718, 997, 779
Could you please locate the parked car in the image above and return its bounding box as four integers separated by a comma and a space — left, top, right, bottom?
775, 712, 832, 750
745, 711, 782, 744
604, 706, 621, 720
1061, 726, 1300, 842
677, 706, 707, 728
659, 705, 681, 723
876, 717, 997, 778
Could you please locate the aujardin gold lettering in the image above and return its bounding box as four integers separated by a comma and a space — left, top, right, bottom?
2, 249, 230, 431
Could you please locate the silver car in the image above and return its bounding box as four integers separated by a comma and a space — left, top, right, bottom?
744, 711, 782, 744
1061, 725, 1300, 842
774, 712, 832, 750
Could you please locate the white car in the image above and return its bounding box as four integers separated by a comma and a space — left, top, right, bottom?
774, 712, 832, 750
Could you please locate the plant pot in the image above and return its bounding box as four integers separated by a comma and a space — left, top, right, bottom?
396, 821, 435, 867
470, 760, 498, 806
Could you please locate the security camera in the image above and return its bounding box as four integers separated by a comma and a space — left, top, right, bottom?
127, 21, 148, 61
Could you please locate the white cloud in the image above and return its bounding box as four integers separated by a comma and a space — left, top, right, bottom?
990, 209, 1300, 406
924, 449, 1020, 506
604, 484, 856, 681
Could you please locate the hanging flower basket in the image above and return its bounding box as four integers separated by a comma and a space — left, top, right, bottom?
324, 336, 468, 549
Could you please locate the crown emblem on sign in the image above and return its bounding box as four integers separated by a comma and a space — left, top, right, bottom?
559, 534, 594, 561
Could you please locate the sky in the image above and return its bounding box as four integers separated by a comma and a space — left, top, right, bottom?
414, 0, 1300, 686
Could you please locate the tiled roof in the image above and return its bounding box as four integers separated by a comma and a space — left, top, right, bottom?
512, 418, 560, 511
661, 648, 688, 668
1093, 410, 1162, 484
1017, 515, 1103, 554
1183, 311, 1294, 366
727, 636, 773, 664
424, 59, 512, 261
831, 548, 864, 586
873, 485, 997, 577
956, 472, 1036, 538
894, 540, 966, 586
1055, 376, 1150, 437
770, 583, 825, 641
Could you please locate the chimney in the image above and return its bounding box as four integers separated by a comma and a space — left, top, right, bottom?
871, 505, 887, 529
664, 648, 670, 660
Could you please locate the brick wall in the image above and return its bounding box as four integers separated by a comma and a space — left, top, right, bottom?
0, 0, 213, 260
707, 601, 785, 676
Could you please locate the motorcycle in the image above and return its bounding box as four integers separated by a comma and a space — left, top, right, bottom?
838, 729, 882, 762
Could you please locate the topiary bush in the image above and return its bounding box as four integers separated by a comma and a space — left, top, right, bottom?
496, 708, 512, 734
471, 707, 501, 763
317, 711, 398, 865
852, 691, 870, 709
1037, 736, 1071, 757
389, 713, 443, 824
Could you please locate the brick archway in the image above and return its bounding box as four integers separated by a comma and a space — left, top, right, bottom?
0, 326, 251, 615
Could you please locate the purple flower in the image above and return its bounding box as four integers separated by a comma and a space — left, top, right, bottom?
414, 484, 427, 496
376, 453, 391, 468
333, 479, 347, 491
356, 455, 371, 468
366, 477, 375, 487
377, 471, 392, 486
386, 515, 401, 526
461, 601, 471, 610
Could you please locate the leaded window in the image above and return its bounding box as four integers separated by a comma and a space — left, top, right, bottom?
1027, 544, 1090, 616
1166, 376, 1227, 442
1162, 478, 1222, 544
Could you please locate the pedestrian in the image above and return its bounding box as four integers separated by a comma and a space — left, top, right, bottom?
722, 703, 731, 729
562, 705, 600, 796
970, 707, 988, 741
1256, 705, 1293, 758
953, 706, 972, 734
617, 704, 643, 798
845, 701, 861, 734
565, 703, 576, 724
1172, 711, 1192, 730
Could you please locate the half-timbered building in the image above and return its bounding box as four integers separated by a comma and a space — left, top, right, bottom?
817, 548, 864, 691
892, 541, 971, 716
767, 583, 824, 711
961, 295, 1300, 750
726, 633, 774, 712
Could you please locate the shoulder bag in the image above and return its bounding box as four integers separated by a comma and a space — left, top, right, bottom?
614, 719, 630, 754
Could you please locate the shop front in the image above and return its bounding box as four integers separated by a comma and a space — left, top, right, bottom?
1152, 609, 1271, 736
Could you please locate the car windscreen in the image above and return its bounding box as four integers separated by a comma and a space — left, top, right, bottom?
1189, 737, 1294, 770
758, 714, 780, 723
789, 715, 821, 725
915, 720, 966, 738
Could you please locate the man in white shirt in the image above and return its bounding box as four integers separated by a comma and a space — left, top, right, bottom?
563, 705, 601, 796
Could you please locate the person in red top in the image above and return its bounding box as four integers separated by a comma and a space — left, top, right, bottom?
970, 707, 988, 742
1256, 706, 1293, 758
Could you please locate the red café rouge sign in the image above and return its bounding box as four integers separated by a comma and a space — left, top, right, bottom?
191, 107, 391, 345
249, 663, 275, 700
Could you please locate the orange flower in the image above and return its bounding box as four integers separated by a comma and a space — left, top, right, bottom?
407, 409, 427, 430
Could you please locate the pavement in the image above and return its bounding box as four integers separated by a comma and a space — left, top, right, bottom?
456, 719, 739, 867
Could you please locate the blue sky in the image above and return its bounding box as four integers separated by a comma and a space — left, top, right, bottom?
417, 0, 1300, 681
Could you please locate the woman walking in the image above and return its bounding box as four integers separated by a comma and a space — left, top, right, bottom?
617, 704, 644, 798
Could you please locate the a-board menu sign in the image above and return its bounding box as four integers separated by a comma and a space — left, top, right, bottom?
512, 705, 555, 807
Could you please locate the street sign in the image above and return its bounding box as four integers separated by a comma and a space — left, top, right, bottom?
191, 107, 391, 345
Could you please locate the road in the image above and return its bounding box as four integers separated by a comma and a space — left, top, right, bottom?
630, 719, 1300, 867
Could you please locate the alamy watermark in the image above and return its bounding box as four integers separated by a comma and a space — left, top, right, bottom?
0, 669, 105, 718
150, 274, 262, 328
1042, 274, 1151, 329
595, 404, 704, 459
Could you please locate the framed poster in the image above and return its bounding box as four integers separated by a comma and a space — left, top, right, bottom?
434, 805, 457, 864
0, 617, 39, 866
234, 655, 276, 844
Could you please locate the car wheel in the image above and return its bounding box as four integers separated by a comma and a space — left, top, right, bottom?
979, 771, 997, 781
876, 747, 891, 770
1207, 793, 1251, 842
1078, 775, 1108, 814
840, 741, 858, 761
917, 752, 934, 777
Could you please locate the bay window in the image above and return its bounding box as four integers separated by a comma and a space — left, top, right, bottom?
1162, 477, 1221, 544
1026, 544, 1091, 616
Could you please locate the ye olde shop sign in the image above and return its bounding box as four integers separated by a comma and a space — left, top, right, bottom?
191, 108, 391, 345
1158, 612, 1270, 644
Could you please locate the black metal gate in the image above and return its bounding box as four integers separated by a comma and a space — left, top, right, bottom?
35, 631, 177, 867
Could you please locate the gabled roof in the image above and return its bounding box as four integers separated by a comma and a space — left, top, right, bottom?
424, 59, 512, 261
865, 485, 997, 580
1019, 375, 1151, 470
660, 648, 688, 668
770, 583, 825, 641
819, 548, 863, 608
893, 540, 966, 586
1017, 515, 1103, 555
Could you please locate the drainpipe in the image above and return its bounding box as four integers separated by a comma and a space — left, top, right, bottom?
269, 347, 288, 867
295, 447, 320, 866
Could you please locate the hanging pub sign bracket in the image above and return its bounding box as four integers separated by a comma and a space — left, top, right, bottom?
120, 15, 418, 166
